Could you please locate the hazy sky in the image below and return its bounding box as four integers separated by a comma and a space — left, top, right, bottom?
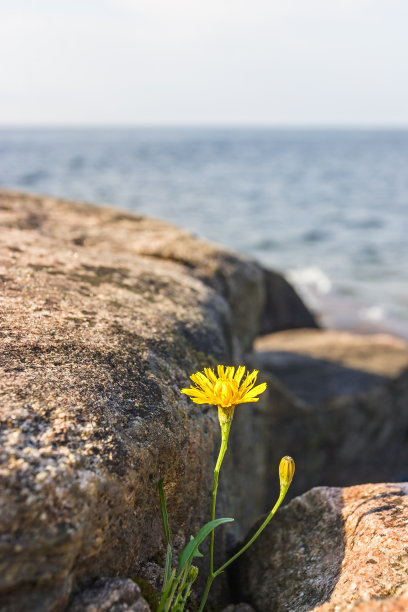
1, 0, 408, 126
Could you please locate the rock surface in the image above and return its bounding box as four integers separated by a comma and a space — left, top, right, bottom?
2, 190, 407, 612
0, 189, 309, 611
259, 268, 319, 335
67, 578, 150, 612
222, 604, 256, 612
234, 483, 408, 612
254, 329, 408, 498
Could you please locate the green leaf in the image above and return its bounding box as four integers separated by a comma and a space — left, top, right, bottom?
157, 479, 170, 546
177, 517, 233, 576
157, 568, 176, 612
163, 543, 172, 591
187, 535, 203, 558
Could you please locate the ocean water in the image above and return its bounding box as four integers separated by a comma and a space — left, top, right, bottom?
1, 127, 408, 338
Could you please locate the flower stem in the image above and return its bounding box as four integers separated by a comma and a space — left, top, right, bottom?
197, 574, 214, 612
198, 407, 233, 612
209, 426, 228, 573
214, 489, 288, 578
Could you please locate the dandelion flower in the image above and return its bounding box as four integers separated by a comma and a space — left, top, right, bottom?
181, 365, 267, 409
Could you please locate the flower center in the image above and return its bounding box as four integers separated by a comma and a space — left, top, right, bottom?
214, 378, 239, 407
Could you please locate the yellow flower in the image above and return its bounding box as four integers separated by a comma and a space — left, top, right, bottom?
181, 365, 267, 409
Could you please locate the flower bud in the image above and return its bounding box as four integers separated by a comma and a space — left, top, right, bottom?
188, 565, 199, 583
279, 456, 295, 491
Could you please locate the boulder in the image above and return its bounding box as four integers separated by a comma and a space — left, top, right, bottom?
0, 190, 276, 611
0, 189, 318, 346
259, 268, 319, 334
254, 329, 408, 498
67, 578, 150, 612
234, 483, 408, 611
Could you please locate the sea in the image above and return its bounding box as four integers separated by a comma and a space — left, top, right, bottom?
1, 127, 407, 339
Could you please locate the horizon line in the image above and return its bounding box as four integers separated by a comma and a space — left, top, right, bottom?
1, 122, 408, 131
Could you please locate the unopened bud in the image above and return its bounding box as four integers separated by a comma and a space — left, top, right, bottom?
279, 456, 295, 491
188, 565, 199, 583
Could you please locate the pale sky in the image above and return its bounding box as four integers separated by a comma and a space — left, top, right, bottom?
1, 0, 408, 126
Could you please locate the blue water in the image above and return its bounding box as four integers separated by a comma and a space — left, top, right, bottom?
1, 127, 408, 336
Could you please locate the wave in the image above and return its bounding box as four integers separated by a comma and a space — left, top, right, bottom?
286, 266, 332, 312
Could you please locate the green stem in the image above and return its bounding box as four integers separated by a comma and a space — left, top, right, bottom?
163, 570, 183, 612
171, 563, 191, 610
197, 575, 214, 612
198, 408, 233, 612
214, 489, 287, 578
209, 425, 229, 574
158, 565, 185, 612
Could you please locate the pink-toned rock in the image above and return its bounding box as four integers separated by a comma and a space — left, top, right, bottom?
235, 483, 408, 612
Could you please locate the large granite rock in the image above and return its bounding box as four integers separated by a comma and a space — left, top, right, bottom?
234, 483, 408, 611
254, 329, 408, 499
0, 189, 291, 611
0, 189, 317, 351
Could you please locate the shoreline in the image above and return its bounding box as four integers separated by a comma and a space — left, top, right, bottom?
306, 290, 408, 343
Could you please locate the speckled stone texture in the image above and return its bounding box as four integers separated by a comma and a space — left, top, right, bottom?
222, 604, 256, 612
67, 578, 150, 612
0, 189, 308, 611
234, 483, 408, 612
254, 329, 408, 500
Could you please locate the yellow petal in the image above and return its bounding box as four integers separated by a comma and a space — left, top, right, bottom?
234, 366, 246, 384
190, 372, 212, 391
217, 365, 225, 378
237, 397, 259, 403
181, 388, 208, 399
225, 366, 235, 380
190, 397, 212, 404
204, 368, 217, 383
241, 369, 259, 390
196, 371, 214, 388
242, 382, 267, 400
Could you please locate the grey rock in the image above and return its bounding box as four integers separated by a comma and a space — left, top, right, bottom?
259, 268, 319, 335
68, 578, 150, 612
222, 604, 256, 612
254, 329, 408, 499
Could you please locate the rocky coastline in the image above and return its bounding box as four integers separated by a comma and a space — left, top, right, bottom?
1, 189, 407, 611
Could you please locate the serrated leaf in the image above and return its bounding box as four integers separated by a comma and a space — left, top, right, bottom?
187, 535, 204, 559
